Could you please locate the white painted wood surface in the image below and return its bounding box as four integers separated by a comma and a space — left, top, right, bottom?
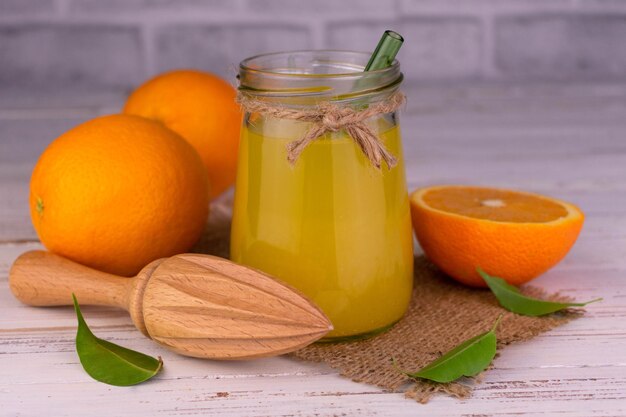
1, 86, 625, 416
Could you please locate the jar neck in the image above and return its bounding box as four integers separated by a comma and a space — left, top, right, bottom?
238, 50, 403, 106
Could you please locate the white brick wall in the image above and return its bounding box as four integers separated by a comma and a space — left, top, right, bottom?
155, 24, 311, 78
1, 0, 625, 100
495, 14, 626, 81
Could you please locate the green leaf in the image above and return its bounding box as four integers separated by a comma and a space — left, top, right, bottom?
396, 315, 502, 383
478, 268, 602, 317
73, 294, 163, 386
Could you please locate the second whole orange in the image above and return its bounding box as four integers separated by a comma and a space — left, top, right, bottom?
123, 70, 242, 200
410, 185, 584, 287
30, 114, 210, 277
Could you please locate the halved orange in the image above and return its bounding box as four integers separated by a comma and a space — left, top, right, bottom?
410, 185, 584, 287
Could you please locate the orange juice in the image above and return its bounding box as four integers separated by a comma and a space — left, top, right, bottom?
231, 117, 413, 339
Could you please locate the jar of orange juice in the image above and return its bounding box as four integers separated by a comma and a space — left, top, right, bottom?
231, 50, 413, 340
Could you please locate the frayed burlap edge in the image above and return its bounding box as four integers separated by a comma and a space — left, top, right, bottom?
194, 197, 583, 404
290, 258, 582, 403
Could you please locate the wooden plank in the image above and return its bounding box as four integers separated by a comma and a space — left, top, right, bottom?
2, 311, 624, 380
1, 364, 625, 417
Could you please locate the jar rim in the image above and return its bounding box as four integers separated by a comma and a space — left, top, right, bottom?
238, 50, 403, 101
240, 50, 400, 78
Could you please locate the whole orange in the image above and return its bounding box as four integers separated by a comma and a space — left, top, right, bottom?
410, 185, 584, 287
30, 114, 210, 277
123, 70, 241, 199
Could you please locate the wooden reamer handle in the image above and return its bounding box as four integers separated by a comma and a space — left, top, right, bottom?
9, 250, 132, 310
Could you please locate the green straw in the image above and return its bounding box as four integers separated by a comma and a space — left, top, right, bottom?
365, 30, 404, 72
346, 30, 403, 105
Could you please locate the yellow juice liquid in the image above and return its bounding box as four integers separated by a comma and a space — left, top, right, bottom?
231, 117, 414, 339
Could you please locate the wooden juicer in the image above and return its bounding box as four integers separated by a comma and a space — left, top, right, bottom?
9, 251, 332, 359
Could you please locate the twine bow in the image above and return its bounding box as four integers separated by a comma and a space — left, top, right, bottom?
237, 91, 406, 169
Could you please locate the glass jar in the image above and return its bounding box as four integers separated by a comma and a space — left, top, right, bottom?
231, 51, 413, 340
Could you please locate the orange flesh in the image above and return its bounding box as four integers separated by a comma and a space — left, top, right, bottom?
422, 187, 569, 223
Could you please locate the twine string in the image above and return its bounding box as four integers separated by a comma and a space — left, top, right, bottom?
237, 91, 406, 169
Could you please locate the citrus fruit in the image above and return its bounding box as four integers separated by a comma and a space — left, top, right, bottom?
30, 114, 210, 277
123, 70, 241, 199
410, 185, 584, 287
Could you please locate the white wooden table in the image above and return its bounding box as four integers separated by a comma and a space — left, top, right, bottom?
1, 85, 625, 416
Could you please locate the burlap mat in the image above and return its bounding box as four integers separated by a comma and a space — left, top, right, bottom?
195, 197, 581, 403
